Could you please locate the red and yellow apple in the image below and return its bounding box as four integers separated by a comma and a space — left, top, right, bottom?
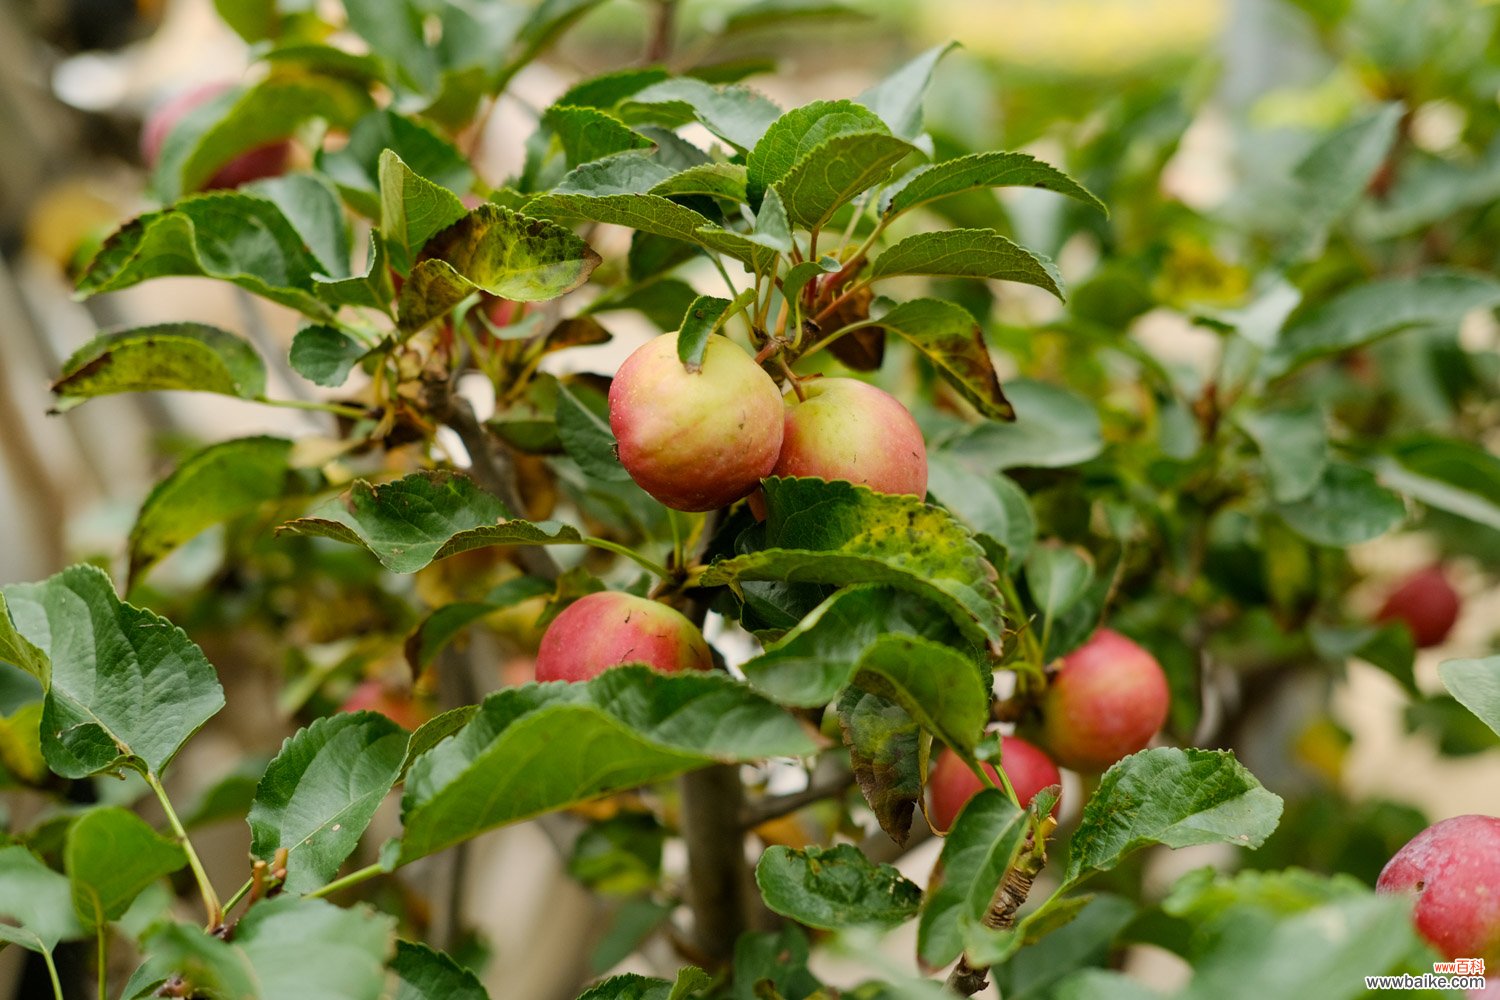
771, 377, 927, 496
1376, 566, 1461, 649
608, 332, 784, 511
1378, 814, 1500, 964
928, 736, 1061, 831
1040, 628, 1170, 772
534, 591, 713, 683
141, 82, 291, 189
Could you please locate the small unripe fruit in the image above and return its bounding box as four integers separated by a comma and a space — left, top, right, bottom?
1377, 814, 1500, 965
1040, 628, 1170, 772
608, 333, 784, 511
141, 82, 291, 190
339, 680, 430, 731
928, 737, 1060, 831
772, 378, 927, 497
1376, 566, 1461, 648
535, 591, 713, 683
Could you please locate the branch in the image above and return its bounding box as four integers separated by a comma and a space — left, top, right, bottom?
679, 763, 751, 963
741, 767, 855, 829
944, 816, 1056, 997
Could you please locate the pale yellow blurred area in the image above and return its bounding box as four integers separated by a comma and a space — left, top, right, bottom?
916, 0, 1226, 71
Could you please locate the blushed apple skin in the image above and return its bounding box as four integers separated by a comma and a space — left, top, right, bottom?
929, 737, 1061, 831
772, 378, 927, 497
339, 680, 430, 731
534, 591, 713, 683
1378, 814, 1500, 965
1040, 628, 1170, 772
141, 82, 291, 189
608, 332, 784, 511
1376, 566, 1461, 648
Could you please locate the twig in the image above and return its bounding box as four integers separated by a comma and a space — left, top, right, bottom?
645, 0, 677, 62
740, 768, 855, 829
679, 764, 750, 963
944, 817, 1056, 996
144, 772, 222, 928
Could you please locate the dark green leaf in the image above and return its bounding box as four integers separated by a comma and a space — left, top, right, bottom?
1237, 405, 1328, 504
181, 758, 268, 830
777, 131, 917, 230
398, 205, 602, 331
884, 150, 1107, 218
555, 68, 671, 110
676, 290, 755, 369
1376, 435, 1500, 531
731, 926, 822, 1000
568, 812, 665, 896
290, 325, 370, 389
315, 231, 397, 311
751, 187, 793, 251
917, 788, 1027, 968
618, 79, 782, 152
1438, 656, 1500, 739
1275, 462, 1405, 547
51, 323, 266, 412
870, 229, 1063, 299
589, 278, 699, 331
1024, 544, 1093, 623
0, 565, 225, 779
249, 712, 407, 894
649, 162, 749, 202
702, 479, 1007, 648
343, 0, 439, 92
1283, 102, 1403, 258
838, 687, 920, 845
317, 110, 474, 218
0, 844, 84, 952
379, 150, 469, 276
1405, 694, 1500, 756
526, 190, 774, 270
128, 436, 297, 583
249, 173, 354, 278
939, 379, 1104, 470
398, 668, 817, 862
405, 576, 553, 671
991, 894, 1135, 1000
556, 381, 632, 482
924, 458, 1035, 567
1065, 748, 1283, 886
747, 99, 889, 206
77, 193, 334, 318
392, 940, 490, 1000
756, 843, 921, 930
278, 471, 587, 574
854, 43, 956, 139
543, 105, 653, 168
238, 896, 396, 1000
557, 150, 677, 196
874, 298, 1012, 420
65, 807, 185, 930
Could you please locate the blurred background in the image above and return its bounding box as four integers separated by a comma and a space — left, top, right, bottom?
1, 0, 1498, 997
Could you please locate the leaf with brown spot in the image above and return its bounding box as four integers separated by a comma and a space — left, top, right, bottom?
876, 298, 1012, 420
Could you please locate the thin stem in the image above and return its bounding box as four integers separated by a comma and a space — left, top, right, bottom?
255, 396, 370, 421
145, 772, 222, 927
809, 278, 872, 328
971, 751, 1020, 808
96, 925, 107, 1000
306, 862, 385, 900
221, 877, 254, 917
775, 358, 807, 401
998, 574, 1046, 669
582, 536, 671, 579
741, 767, 854, 828
797, 318, 880, 360
42, 949, 63, 1000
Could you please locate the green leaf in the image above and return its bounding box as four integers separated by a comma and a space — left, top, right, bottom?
392, 940, 491, 1000
1376, 435, 1500, 531
543, 105, 653, 168
838, 687, 920, 844
290, 326, 370, 389
568, 813, 665, 896
65, 806, 186, 930
526, 190, 773, 270
128, 436, 298, 583
52, 323, 266, 413
405, 576, 553, 671
317, 110, 474, 218
181, 758, 267, 830
77, 193, 334, 318
249, 712, 407, 894
315, 231, 397, 311
782, 256, 840, 305
775, 131, 917, 230
751, 187, 794, 251
721, 0, 866, 35
343, 0, 439, 92
676, 290, 755, 369
1236, 405, 1328, 504
939, 379, 1103, 470
991, 894, 1136, 1000
0, 594, 48, 685
884, 150, 1106, 218
121, 921, 256, 999
278, 471, 587, 574
1275, 462, 1405, 547
618, 78, 782, 152
398, 668, 816, 862
1283, 102, 1403, 258
0, 844, 84, 953
855, 42, 957, 139
588, 278, 700, 331
1262, 270, 1500, 378
237, 896, 395, 1000
874, 298, 1012, 420
555, 381, 632, 482
731, 926, 822, 1000
0, 701, 46, 785
702, 478, 1007, 648
1025, 544, 1093, 623
747, 99, 889, 205
379, 149, 469, 276
870, 228, 1063, 299
1, 565, 225, 780
556, 68, 671, 110
249, 173, 354, 278
578, 969, 712, 1000
925, 458, 1035, 567
398, 205, 602, 331
917, 788, 1028, 968
756, 844, 921, 930
1065, 748, 1283, 886
649, 162, 749, 202
1439, 655, 1500, 739
556, 151, 678, 196
399, 707, 478, 779
1053, 971, 1161, 1000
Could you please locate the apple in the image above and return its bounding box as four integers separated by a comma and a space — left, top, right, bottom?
141, 82, 291, 189
928, 737, 1061, 831
1376, 566, 1461, 648
608, 332, 784, 511
1377, 814, 1500, 965
339, 679, 430, 731
534, 591, 713, 683
771, 377, 927, 497
1040, 628, 1170, 772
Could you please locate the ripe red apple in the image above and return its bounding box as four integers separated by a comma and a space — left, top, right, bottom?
339, 679, 430, 731
928, 737, 1061, 831
1040, 628, 1170, 772
141, 82, 291, 190
1377, 814, 1500, 965
771, 378, 927, 497
1376, 566, 1461, 648
534, 591, 713, 683
608, 332, 784, 511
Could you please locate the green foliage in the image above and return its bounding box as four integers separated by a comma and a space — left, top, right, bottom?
756, 844, 922, 930
65, 807, 186, 929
